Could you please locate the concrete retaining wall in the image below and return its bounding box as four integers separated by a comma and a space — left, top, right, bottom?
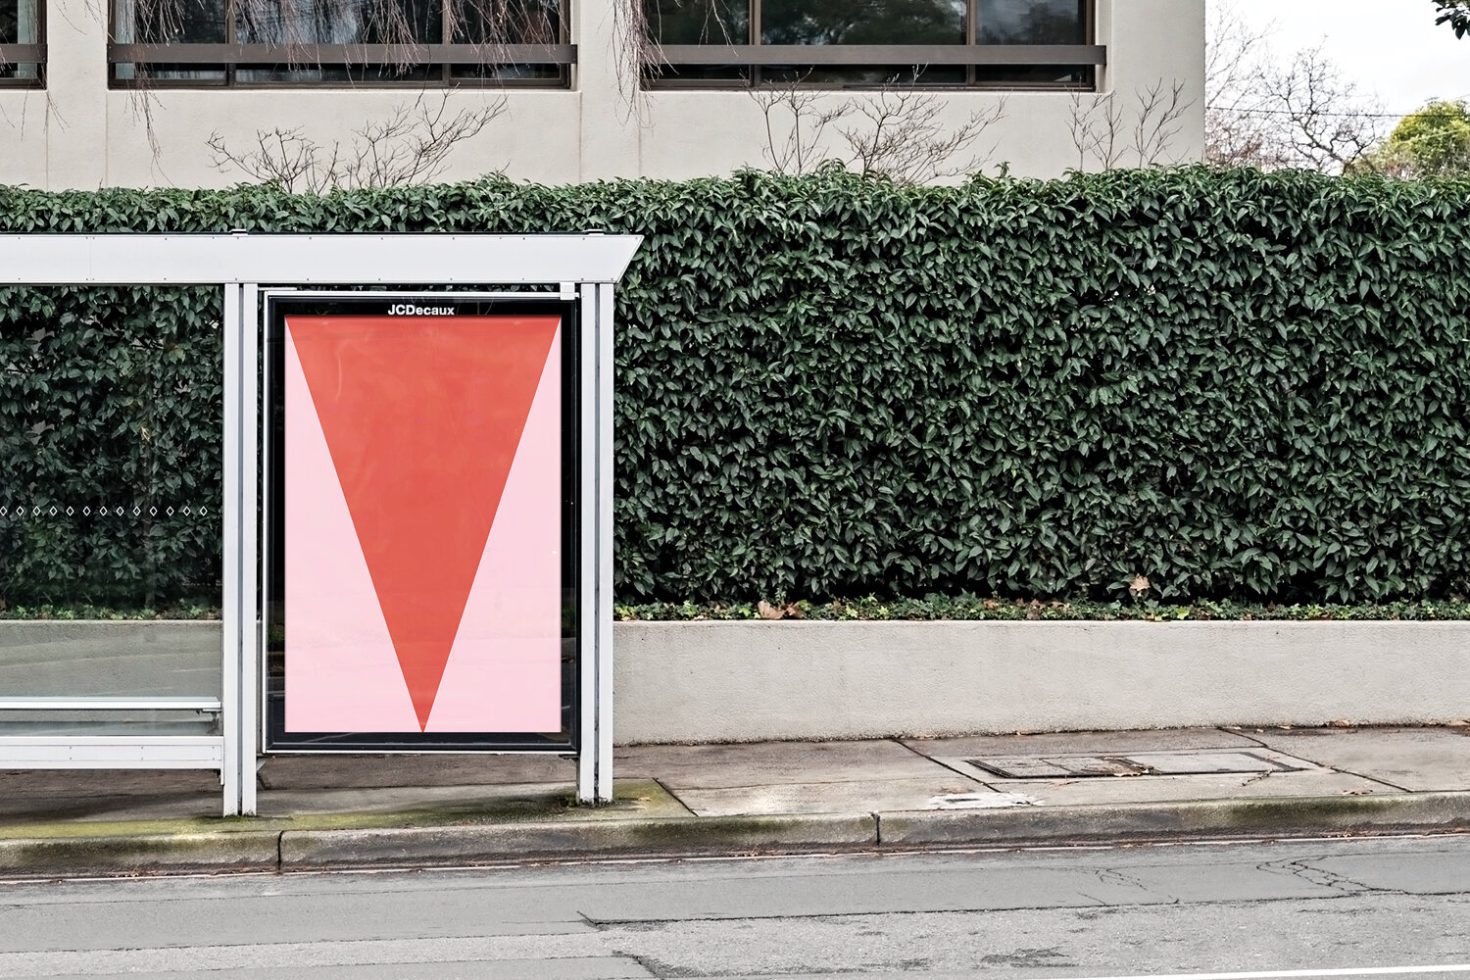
4, 619, 1466, 744
614, 621, 1470, 744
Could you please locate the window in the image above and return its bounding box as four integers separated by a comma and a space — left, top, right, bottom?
108, 0, 572, 87
645, 0, 1100, 89
0, 0, 42, 86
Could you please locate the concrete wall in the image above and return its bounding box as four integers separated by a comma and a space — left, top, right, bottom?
614, 621, 1470, 744
1, 0, 1206, 189
3, 618, 1465, 743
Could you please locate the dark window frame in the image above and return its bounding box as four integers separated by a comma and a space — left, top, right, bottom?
646, 0, 1102, 91
106, 0, 574, 89
0, 0, 46, 89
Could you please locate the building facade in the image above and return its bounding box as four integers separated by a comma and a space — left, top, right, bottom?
0, 0, 1205, 190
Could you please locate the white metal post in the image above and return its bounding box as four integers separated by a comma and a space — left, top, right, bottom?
240, 283, 261, 816
576, 285, 598, 804
221, 285, 244, 818
595, 283, 616, 803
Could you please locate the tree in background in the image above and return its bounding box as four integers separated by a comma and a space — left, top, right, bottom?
1433, 0, 1470, 37
1355, 100, 1470, 177
1206, 2, 1385, 173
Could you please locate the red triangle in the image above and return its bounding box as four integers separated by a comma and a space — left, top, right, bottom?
289, 314, 560, 731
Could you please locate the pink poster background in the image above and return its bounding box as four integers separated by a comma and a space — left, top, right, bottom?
283, 319, 564, 734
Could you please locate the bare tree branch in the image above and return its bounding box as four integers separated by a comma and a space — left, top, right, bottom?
752, 74, 1006, 183
750, 80, 847, 176
839, 85, 1007, 184
1206, 2, 1385, 173
1132, 78, 1192, 167
208, 91, 505, 192
1069, 91, 1126, 171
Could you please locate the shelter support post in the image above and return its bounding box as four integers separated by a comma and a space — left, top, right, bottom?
222, 284, 244, 817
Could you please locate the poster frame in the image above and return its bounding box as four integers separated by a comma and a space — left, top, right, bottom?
260, 291, 583, 755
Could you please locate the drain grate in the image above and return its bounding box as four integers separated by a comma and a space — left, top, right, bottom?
965, 750, 1305, 780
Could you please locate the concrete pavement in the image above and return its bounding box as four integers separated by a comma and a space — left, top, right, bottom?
1, 725, 1469, 876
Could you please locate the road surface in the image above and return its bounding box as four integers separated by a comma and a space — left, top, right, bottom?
0, 834, 1467, 979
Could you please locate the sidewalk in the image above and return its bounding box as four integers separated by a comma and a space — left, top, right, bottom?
2, 725, 1469, 877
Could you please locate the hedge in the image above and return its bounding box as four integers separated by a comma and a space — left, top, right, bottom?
2, 167, 1469, 606
7, 597, 1470, 624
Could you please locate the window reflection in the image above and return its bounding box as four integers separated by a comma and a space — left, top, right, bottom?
763, 64, 965, 85
109, 0, 570, 85
450, 0, 560, 45
645, 0, 1093, 89
978, 0, 1084, 44
646, 0, 749, 45
115, 0, 227, 44
112, 0, 226, 80
0, 0, 38, 42
236, 0, 441, 45
0, 0, 40, 79
761, 0, 965, 45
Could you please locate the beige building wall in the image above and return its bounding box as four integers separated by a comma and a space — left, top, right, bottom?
1, 0, 1205, 190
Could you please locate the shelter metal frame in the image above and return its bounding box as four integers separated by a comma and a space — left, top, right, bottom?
0, 233, 640, 815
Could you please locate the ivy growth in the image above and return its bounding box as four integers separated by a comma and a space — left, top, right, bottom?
1, 167, 1469, 608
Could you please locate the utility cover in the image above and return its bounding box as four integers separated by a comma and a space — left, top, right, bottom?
967, 750, 1304, 780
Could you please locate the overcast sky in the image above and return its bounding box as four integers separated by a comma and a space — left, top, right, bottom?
1221, 0, 1470, 114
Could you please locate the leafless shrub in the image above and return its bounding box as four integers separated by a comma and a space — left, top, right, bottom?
1069, 80, 1194, 172
753, 75, 1007, 184
840, 87, 1007, 184
752, 82, 847, 176
1131, 79, 1191, 166
1068, 91, 1126, 171
207, 91, 506, 192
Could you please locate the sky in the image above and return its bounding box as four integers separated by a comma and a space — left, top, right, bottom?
1222, 0, 1470, 115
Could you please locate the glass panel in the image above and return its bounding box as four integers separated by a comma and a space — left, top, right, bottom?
761, 0, 965, 45
236, 0, 441, 45
113, 63, 228, 81
762, 63, 965, 85
0, 0, 38, 42
234, 0, 444, 82
451, 63, 565, 80
0, 286, 222, 726
234, 62, 441, 82
113, 0, 228, 44
978, 0, 1085, 44
0, 707, 221, 736
451, 0, 560, 44
0, 0, 38, 80
448, 0, 563, 80
974, 63, 1091, 87
644, 0, 749, 45
644, 63, 748, 83
111, 0, 225, 80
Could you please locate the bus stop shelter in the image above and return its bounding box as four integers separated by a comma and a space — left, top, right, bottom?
0, 233, 641, 816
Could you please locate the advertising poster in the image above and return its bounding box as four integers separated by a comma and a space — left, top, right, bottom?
265, 296, 577, 750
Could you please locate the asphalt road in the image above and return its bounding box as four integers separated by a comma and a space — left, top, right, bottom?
0, 835, 1467, 979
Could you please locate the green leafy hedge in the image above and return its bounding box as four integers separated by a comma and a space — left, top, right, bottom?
2, 167, 1469, 606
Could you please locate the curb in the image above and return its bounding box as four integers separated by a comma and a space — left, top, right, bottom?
0, 831, 281, 876
3, 793, 1469, 878
280, 814, 877, 867
878, 792, 1470, 846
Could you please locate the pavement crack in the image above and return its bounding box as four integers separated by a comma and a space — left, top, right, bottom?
1335, 769, 1415, 793
1089, 866, 1181, 906
1258, 857, 1411, 896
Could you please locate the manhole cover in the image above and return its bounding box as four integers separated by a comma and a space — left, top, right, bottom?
965, 750, 1304, 780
